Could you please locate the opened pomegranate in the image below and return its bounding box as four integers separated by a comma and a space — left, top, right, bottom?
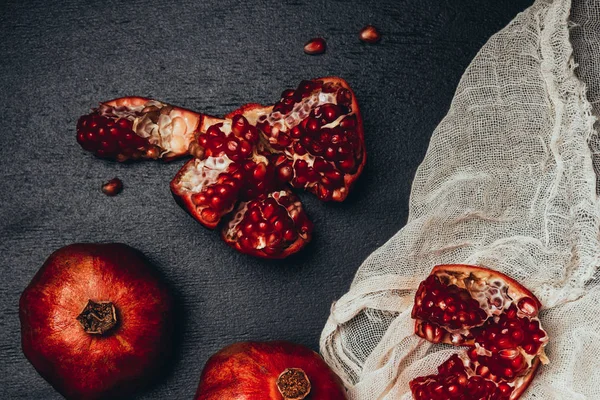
410, 265, 549, 400
194, 341, 347, 399
170, 77, 363, 258
19, 243, 173, 400
78, 77, 364, 258
76, 96, 220, 161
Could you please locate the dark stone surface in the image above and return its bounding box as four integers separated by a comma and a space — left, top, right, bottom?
0, 0, 533, 398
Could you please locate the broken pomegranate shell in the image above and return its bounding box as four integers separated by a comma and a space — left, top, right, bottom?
19, 243, 173, 400
410, 264, 549, 400
221, 189, 313, 259
194, 341, 347, 399
76, 96, 218, 162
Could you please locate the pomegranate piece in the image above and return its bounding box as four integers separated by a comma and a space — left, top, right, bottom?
170, 115, 276, 229
304, 37, 327, 55
194, 341, 347, 399
77, 96, 209, 161
256, 77, 366, 202
359, 25, 381, 43
19, 244, 173, 400
101, 177, 123, 196
410, 265, 549, 400
221, 189, 313, 259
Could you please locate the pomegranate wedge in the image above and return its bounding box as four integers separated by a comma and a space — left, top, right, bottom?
410, 265, 549, 400
221, 189, 313, 259
76, 97, 218, 161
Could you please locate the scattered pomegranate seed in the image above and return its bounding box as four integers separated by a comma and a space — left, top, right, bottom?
304, 37, 326, 55
102, 178, 123, 196
359, 25, 381, 43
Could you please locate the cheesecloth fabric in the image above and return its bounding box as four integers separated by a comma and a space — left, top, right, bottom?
320, 0, 600, 398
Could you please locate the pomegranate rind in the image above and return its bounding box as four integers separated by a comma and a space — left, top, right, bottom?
431, 264, 542, 309
327, 77, 366, 201
224, 103, 271, 120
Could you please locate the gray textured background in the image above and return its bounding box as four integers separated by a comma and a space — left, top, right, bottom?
0, 1, 534, 398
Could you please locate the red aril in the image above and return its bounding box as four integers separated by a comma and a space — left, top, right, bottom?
101, 177, 123, 196
304, 38, 327, 55
410, 265, 549, 400
194, 341, 347, 399
359, 25, 381, 43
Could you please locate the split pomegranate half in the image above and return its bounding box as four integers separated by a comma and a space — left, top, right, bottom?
410, 265, 549, 400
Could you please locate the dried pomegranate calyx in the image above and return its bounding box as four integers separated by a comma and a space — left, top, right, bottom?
276, 368, 312, 400
76, 300, 117, 335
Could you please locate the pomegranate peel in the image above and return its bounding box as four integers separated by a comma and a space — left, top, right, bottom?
194, 341, 347, 399
410, 264, 548, 400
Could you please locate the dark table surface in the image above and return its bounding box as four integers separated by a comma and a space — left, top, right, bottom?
0, 0, 534, 398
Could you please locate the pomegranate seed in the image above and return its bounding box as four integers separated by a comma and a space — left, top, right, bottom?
517, 297, 538, 316
359, 25, 381, 43
320, 104, 341, 123
200, 209, 219, 223
101, 178, 123, 196
304, 37, 326, 55
305, 117, 321, 134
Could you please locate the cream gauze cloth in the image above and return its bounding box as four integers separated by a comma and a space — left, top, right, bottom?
320, 0, 600, 398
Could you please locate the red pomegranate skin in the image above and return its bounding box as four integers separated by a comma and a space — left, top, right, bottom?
19, 243, 173, 400
195, 341, 347, 399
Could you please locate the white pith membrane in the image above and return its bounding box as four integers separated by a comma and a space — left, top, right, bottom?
178, 156, 233, 193
176, 120, 268, 196
98, 100, 196, 156
414, 269, 550, 396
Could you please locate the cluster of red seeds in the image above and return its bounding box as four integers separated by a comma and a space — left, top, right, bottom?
413, 275, 487, 330
189, 115, 279, 224
470, 304, 546, 381
256, 81, 361, 201
410, 354, 513, 400
198, 116, 260, 161
76, 115, 149, 159
227, 192, 313, 257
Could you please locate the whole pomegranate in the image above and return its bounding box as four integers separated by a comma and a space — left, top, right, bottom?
195, 341, 347, 399
19, 243, 173, 400
410, 265, 549, 400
